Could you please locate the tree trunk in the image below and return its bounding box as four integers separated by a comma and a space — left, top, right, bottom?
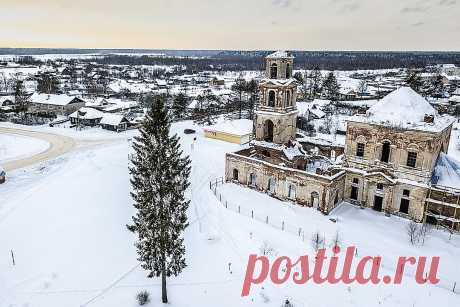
162, 267, 168, 303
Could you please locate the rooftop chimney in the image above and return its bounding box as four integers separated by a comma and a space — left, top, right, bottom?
424, 114, 434, 123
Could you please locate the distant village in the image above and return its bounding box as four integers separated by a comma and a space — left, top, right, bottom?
0, 54, 459, 139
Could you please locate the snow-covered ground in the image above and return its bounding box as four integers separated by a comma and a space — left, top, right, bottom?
0, 134, 49, 163
1, 121, 460, 307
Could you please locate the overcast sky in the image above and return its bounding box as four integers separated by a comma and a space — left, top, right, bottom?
1, 0, 459, 50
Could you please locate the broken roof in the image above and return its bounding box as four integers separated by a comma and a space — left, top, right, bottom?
348, 87, 453, 132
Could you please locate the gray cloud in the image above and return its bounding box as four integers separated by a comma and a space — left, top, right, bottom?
401, 5, 429, 13
272, 0, 292, 8
439, 0, 457, 6
330, 0, 361, 13
412, 21, 425, 26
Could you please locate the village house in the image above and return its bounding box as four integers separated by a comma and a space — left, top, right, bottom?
225, 51, 460, 231
29, 93, 85, 116
69, 107, 104, 127
100, 114, 129, 132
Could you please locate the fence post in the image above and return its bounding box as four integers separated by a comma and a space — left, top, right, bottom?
238, 206, 240, 213
219, 194, 222, 202
209, 181, 211, 189
282, 221, 284, 231
266, 216, 269, 224
251, 210, 254, 218
454, 282, 457, 293
215, 178, 218, 186
298, 228, 301, 236
225, 202, 228, 209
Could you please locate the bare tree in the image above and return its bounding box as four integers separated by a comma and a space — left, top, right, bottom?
311, 231, 325, 253
407, 220, 420, 245
357, 80, 368, 96
331, 230, 341, 248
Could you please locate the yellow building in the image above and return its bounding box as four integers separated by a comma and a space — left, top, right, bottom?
203, 119, 253, 144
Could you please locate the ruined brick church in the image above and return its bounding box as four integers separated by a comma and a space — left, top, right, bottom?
225, 51, 460, 231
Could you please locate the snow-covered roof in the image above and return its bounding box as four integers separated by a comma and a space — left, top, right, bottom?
266, 51, 294, 59
432, 153, 460, 189
100, 114, 127, 126
69, 107, 104, 120
283, 142, 305, 160
453, 88, 460, 96
203, 119, 253, 136
30, 93, 83, 106
349, 87, 453, 132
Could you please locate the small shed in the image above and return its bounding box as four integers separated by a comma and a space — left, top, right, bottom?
100, 114, 129, 132
203, 119, 253, 144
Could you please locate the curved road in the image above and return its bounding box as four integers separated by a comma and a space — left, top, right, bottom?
0, 127, 77, 172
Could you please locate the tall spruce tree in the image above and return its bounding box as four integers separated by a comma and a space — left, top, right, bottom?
129, 97, 191, 304
172, 92, 189, 120
322, 72, 340, 101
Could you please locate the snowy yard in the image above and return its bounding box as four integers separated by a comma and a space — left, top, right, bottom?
1, 121, 460, 307
0, 133, 49, 164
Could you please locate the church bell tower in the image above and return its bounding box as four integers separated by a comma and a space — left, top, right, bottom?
255, 51, 298, 145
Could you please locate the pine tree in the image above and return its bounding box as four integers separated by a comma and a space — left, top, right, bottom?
172, 92, 189, 120
308, 66, 322, 99
322, 72, 340, 101
14, 79, 30, 119
406, 70, 424, 93
429, 74, 446, 98
129, 97, 191, 304
231, 77, 247, 119
193, 89, 219, 125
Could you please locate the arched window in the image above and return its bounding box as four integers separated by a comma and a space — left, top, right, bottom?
286, 64, 291, 79
381, 141, 391, 163
268, 178, 276, 194
268, 90, 276, 107
286, 91, 291, 107
232, 168, 239, 181
288, 183, 296, 200
311, 191, 320, 209
249, 173, 257, 187
270, 64, 278, 79
264, 120, 274, 142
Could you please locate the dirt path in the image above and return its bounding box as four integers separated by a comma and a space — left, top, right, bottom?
0, 127, 77, 172
1, 127, 130, 172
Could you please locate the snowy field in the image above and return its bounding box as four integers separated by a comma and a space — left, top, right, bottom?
0, 134, 49, 163
0, 121, 460, 307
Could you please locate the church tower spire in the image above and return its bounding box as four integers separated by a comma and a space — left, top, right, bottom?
255, 51, 298, 144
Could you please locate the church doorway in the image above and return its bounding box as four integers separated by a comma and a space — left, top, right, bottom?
232, 169, 239, 181
373, 195, 383, 212
264, 120, 274, 142
311, 192, 320, 209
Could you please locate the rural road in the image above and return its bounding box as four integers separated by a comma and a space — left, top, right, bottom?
0, 127, 77, 172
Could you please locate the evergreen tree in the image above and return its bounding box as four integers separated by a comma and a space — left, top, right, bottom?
37, 73, 60, 94
172, 92, 189, 120
322, 72, 340, 101
406, 70, 424, 93
231, 77, 247, 119
429, 74, 446, 98
193, 89, 219, 125
14, 79, 30, 119
129, 97, 191, 304
245, 79, 259, 120
308, 66, 322, 99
